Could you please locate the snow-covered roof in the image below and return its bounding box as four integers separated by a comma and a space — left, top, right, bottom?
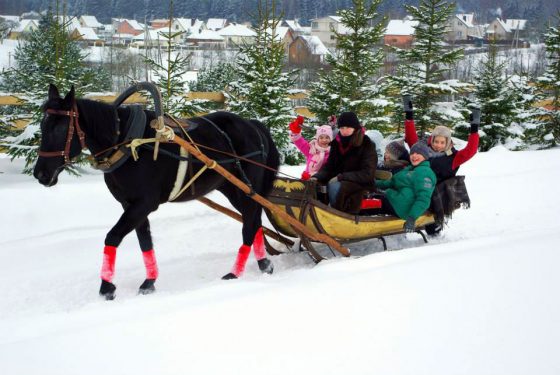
132, 29, 167, 41
80, 15, 102, 28
207, 18, 227, 31
0, 15, 20, 23
72, 26, 99, 40
55, 16, 81, 30
385, 19, 419, 36
298, 35, 330, 55
455, 14, 474, 28
265, 26, 290, 41
187, 29, 224, 41
12, 19, 38, 33
125, 19, 145, 31
285, 20, 304, 32
505, 19, 527, 31
218, 23, 256, 37
494, 18, 511, 33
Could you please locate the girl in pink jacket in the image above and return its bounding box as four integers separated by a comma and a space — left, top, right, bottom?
289, 116, 333, 180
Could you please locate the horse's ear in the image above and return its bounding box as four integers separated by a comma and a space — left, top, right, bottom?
48, 84, 60, 100
63, 85, 75, 104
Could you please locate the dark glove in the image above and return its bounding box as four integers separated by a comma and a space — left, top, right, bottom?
403, 95, 413, 120
289, 116, 305, 134
469, 107, 481, 133
403, 217, 416, 233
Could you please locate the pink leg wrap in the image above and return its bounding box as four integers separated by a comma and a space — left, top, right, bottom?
252, 227, 266, 261
142, 249, 159, 280
101, 245, 117, 282
231, 244, 251, 277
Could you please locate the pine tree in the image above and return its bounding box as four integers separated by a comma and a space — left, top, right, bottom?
535, 13, 560, 148
226, 0, 298, 164
144, 0, 208, 117
307, 0, 391, 132
390, 0, 467, 136
0, 7, 111, 174
457, 44, 517, 151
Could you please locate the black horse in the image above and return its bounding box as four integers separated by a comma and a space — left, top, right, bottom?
34, 84, 280, 299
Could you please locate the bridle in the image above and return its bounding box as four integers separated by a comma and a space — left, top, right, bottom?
38, 100, 87, 164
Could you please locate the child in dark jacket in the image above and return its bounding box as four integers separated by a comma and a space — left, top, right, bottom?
312, 111, 377, 214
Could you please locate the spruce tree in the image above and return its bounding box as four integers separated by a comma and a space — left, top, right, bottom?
535, 13, 560, 148
390, 0, 467, 136
226, 0, 298, 164
457, 44, 517, 151
144, 0, 208, 117
307, 0, 391, 132
0, 7, 111, 174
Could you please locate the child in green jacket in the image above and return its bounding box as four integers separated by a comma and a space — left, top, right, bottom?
374, 142, 436, 233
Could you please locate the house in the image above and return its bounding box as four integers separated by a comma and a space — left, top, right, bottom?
186, 29, 225, 48
310, 16, 351, 46
383, 18, 418, 48
131, 29, 170, 48
289, 35, 331, 66
283, 19, 308, 36
150, 19, 170, 29
218, 23, 256, 47
79, 15, 103, 32
504, 19, 528, 41
266, 26, 294, 51
169, 18, 205, 43
8, 19, 38, 39
70, 26, 102, 46
446, 13, 474, 41
114, 18, 145, 36
206, 18, 228, 31
55, 15, 81, 31
96, 24, 114, 42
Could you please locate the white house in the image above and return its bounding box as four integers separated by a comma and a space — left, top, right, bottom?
169, 18, 205, 43
186, 29, 225, 48
131, 29, 169, 48
310, 16, 351, 46
447, 13, 475, 41
79, 15, 103, 31
218, 23, 256, 47
55, 15, 81, 31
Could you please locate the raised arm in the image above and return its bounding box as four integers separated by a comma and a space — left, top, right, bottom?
452, 108, 480, 170
403, 95, 418, 147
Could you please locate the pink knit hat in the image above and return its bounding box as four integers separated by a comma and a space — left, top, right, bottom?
316, 125, 333, 141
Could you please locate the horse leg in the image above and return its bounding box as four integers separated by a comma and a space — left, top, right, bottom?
99, 200, 159, 300
253, 227, 273, 274
222, 201, 273, 279
136, 218, 158, 295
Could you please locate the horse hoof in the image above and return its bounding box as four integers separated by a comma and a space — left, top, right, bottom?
138, 279, 156, 295
222, 272, 238, 280
258, 258, 274, 274
99, 280, 116, 300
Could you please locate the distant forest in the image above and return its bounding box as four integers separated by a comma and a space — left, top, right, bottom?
0, 0, 557, 28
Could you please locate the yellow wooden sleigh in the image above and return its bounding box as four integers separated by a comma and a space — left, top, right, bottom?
264, 177, 435, 261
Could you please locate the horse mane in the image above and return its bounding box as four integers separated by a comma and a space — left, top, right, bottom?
77, 98, 119, 148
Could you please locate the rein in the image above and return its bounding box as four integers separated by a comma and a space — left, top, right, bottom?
38, 101, 87, 164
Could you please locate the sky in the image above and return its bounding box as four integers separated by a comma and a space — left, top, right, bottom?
1, 145, 560, 375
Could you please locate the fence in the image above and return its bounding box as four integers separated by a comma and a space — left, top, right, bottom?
0, 91, 313, 129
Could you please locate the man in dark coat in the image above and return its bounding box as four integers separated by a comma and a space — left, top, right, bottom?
312, 112, 377, 214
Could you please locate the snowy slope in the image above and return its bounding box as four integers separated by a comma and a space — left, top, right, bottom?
1, 147, 560, 375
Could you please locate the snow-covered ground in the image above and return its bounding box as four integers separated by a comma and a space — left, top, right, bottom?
1, 146, 560, 375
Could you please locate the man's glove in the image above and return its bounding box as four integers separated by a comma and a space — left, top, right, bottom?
289, 116, 305, 134
403, 95, 413, 120
469, 107, 481, 133
403, 217, 416, 233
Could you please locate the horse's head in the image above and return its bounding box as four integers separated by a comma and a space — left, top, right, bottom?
33, 84, 87, 186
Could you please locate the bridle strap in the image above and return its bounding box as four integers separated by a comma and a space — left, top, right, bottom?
38, 101, 86, 163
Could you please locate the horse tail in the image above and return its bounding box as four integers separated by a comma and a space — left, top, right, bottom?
250, 120, 280, 197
